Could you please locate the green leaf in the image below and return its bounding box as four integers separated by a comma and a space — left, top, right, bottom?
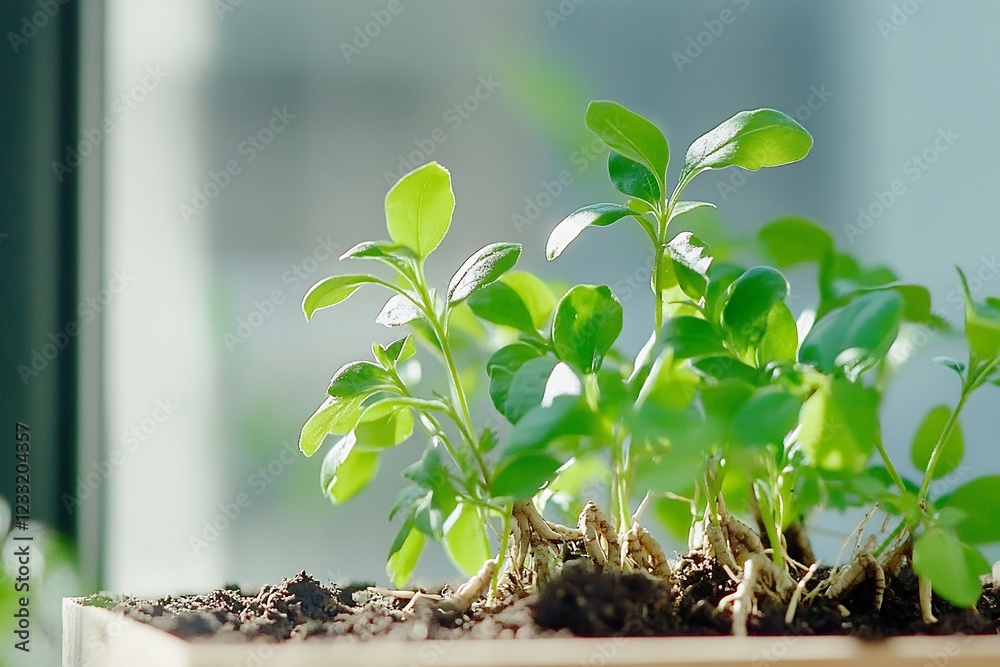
302, 275, 385, 321
690, 355, 761, 385
734, 387, 802, 448
320, 432, 380, 504
913, 528, 989, 607
910, 405, 964, 479
757, 217, 834, 268
608, 151, 661, 204
835, 284, 934, 324
375, 294, 423, 327
799, 291, 903, 376
932, 356, 966, 377
668, 201, 716, 225
327, 361, 397, 398
500, 272, 558, 330
491, 452, 564, 500
299, 395, 365, 456
384, 162, 454, 259
468, 281, 536, 334
507, 396, 598, 452
705, 262, 746, 324
447, 242, 522, 304
658, 316, 726, 359
958, 267, 1000, 359
354, 399, 415, 450
386, 519, 425, 588
442, 503, 492, 576
939, 476, 1000, 544
552, 284, 623, 374
680, 109, 813, 183
339, 240, 417, 271
721, 267, 789, 352
585, 100, 669, 189
374, 335, 416, 368
664, 232, 713, 300
546, 203, 636, 261
797, 379, 878, 473
487, 343, 542, 413
756, 301, 798, 365
504, 357, 559, 424
965, 310, 1000, 361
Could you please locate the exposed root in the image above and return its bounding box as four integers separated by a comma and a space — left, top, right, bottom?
724, 513, 795, 599
439, 558, 497, 612
919, 574, 938, 624
785, 562, 818, 625
821, 535, 886, 610
718, 557, 758, 637
579, 502, 622, 570
705, 509, 738, 573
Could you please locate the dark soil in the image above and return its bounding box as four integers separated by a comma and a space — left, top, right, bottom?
98, 555, 1000, 643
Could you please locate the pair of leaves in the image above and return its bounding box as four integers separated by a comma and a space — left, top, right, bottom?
548, 102, 812, 262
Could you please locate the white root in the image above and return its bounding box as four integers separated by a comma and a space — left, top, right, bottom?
823, 535, 886, 611
515, 500, 582, 542
639, 528, 672, 579
718, 557, 758, 637
705, 510, 738, 573
441, 558, 497, 612
785, 563, 818, 625
724, 513, 796, 599
919, 574, 938, 624
579, 502, 622, 569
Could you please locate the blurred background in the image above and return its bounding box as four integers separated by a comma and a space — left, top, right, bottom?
3, 1, 1000, 661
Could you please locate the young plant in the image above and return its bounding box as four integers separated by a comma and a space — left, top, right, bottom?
299, 162, 518, 586
300, 101, 1000, 628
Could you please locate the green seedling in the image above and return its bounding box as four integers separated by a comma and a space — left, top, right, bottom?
299, 101, 999, 627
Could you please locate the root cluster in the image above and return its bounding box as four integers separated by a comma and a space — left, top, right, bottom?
421, 497, 919, 636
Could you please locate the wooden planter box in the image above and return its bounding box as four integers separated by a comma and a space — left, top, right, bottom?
63, 598, 1000, 667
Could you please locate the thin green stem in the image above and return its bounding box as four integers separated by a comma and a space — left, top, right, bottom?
917, 388, 971, 503
874, 434, 908, 496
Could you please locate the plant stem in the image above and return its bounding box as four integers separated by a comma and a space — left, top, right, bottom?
413, 272, 491, 487
873, 434, 908, 495
488, 504, 512, 603
917, 387, 971, 503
